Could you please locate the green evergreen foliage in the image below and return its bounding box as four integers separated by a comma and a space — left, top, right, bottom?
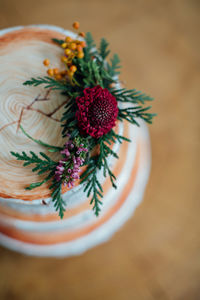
10, 151, 56, 185
23, 76, 68, 90
84, 32, 97, 60
111, 88, 156, 125
50, 180, 66, 219
61, 97, 78, 136
80, 129, 127, 215
99, 38, 110, 60
107, 54, 121, 77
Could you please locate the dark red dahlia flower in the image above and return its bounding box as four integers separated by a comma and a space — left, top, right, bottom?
76, 86, 118, 138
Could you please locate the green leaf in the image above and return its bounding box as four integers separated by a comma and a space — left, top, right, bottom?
85, 32, 96, 51
50, 180, 66, 219
111, 88, 153, 104
84, 32, 98, 61
107, 54, 121, 77
23, 76, 68, 91
118, 105, 156, 125
10, 151, 57, 191
99, 38, 110, 60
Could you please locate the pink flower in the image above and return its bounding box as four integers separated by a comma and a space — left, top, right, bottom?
54, 136, 88, 188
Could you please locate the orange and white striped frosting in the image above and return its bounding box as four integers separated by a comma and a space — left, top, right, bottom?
0, 25, 151, 257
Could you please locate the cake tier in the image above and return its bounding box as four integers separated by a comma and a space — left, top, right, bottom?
0, 25, 151, 257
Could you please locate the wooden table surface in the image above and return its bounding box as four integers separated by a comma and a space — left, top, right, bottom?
0, 0, 199, 299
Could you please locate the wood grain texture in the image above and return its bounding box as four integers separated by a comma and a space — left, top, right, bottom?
0, 27, 67, 199
0, 0, 199, 299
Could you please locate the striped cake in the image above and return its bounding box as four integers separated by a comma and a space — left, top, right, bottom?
0, 25, 151, 257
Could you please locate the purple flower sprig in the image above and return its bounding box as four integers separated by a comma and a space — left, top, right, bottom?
55, 135, 88, 188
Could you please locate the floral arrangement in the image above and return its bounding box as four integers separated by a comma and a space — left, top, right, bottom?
11, 22, 155, 218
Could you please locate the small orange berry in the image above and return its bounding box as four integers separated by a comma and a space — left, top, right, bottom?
43, 59, 50, 66
77, 51, 84, 59
47, 69, 54, 76
64, 48, 71, 56
79, 32, 85, 38
53, 68, 59, 75
73, 21, 80, 30
70, 65, 77, 73
70, 43, 77, 50
65, 36, 72, 43
55, 74, 62, 80
77, 45, 83, 52
61, 43, 67, 48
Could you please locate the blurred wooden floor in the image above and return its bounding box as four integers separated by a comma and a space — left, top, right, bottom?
0, 0, 199, 299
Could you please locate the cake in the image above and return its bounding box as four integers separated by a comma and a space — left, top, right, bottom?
0, 25, 152, 257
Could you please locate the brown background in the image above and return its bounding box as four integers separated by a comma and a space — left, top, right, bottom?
0, 0, 199, 299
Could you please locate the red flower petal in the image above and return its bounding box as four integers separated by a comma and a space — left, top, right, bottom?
76, 86, 118, 138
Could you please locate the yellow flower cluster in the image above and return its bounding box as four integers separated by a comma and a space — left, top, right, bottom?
43, 21, 86, 81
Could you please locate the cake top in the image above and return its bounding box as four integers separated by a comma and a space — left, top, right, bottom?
0, 22, 155, 218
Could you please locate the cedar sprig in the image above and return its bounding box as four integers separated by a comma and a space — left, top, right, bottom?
80, 129, 123, 215
60, 96, 78, 137
73, 55, 115, 89
110, 88, 156, 126
82, 165, 103, 216
72, 33, 117, 89
84, 32, 120, 77
111, 88, 153, 104
73, 58, 104, 88
118, 106, 155, 125
23, 76, 68, 91
23, 75, 80, 99
98, 133, 119, 189
11, 148, 66, 218
10, 151, 56, 169
99, 141, 117, 189
84, 32, 98, 60
109, 129, 131, 144
10, 151, 57, 188
107, 54, 121, 77
99, 38, 110, 60
11, 126, 66, 217
50, 180, 66, 218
